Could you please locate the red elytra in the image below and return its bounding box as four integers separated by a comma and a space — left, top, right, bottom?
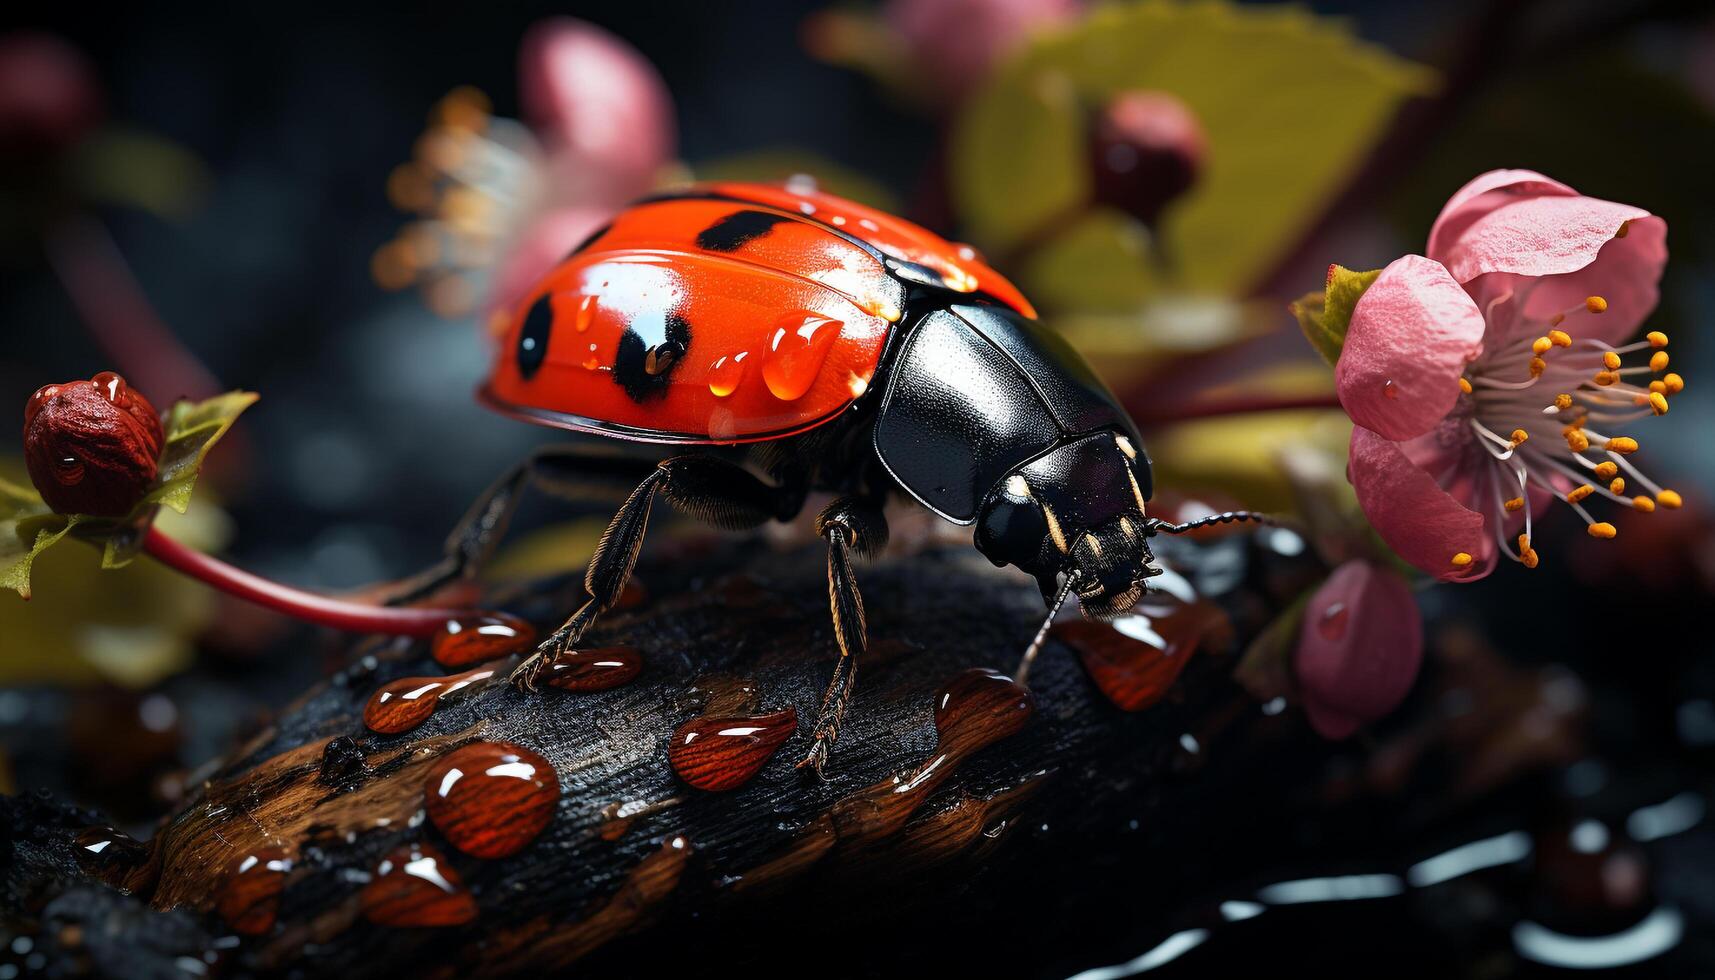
431, 613, 536, 669
668, 709, 797, 792
481, 182, 1033, 445
423, 741, 559, 858
217, 846, 292, 936
361, 843, 478, 928
543, 646, 643, 692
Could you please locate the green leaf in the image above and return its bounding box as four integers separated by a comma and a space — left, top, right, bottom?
950, 0, 1434, 298
1292, 264, 1380, 365
144, 391, 257, 514
2, 514, 81, 600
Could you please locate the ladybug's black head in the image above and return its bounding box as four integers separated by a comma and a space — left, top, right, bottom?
974, 430, 1162, 621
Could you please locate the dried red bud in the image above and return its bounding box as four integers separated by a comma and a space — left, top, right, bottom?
1089, 90, 1207, 228
23, 371, 164, 517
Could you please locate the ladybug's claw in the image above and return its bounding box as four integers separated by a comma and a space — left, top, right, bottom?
509, 647, 552, 692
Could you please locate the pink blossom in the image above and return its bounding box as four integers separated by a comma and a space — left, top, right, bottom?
381, 19, 675, 319
1337, 170, 1678, 581
884, 0, 1081, 103
1294, 560, 1422, 739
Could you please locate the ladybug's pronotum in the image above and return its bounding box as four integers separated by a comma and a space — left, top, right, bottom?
397, 181, 1267, 773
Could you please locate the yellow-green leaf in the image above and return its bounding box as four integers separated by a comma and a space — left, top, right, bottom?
951, 0, 1435, 297
2, 514, 81, 600
146, 391, 257, 514
1292, 264, 1380, 365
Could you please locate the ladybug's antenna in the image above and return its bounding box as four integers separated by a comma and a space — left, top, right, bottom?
1014, 571, 1078, 687
1145, 511, 1275, 535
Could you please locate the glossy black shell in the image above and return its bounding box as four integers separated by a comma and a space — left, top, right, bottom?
872, 303, 1149, 524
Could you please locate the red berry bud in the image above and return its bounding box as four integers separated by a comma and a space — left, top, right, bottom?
1089, 90, 1207, 228
23, 372, 165, 517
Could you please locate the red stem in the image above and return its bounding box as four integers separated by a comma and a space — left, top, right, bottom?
1132, 391, 1343, 427
142, 526, 472, 637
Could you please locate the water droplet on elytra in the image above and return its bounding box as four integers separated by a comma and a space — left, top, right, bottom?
1383, 380, 1399, 400
364, 666, 500, 735
432, 613, 534, 669
708, 351, 749, 398
574, 295, 595, 332
361, 843, 476, 927
761, 312, 842, 401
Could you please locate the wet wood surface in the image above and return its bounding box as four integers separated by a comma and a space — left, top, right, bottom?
2, 526, 1332, 978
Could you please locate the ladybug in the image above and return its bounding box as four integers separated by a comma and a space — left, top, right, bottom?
402, 180, 1264, 773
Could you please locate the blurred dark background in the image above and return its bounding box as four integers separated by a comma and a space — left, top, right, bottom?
3, 1, 1715, 976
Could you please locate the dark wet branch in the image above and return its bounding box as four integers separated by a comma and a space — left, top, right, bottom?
2, 526, 1331, 978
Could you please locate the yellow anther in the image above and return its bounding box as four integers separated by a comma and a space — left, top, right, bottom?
1566, 430, 1590, 452
1658, 489, 1682, 509
1633, 496, 1656, 513
1550, 312, 1566, 326
1593, 370, 1618, 386
1549, 330, 1572, 347
1650, 351, 1669, 373
1517, 534, 1539, 568
1554, 393, 1573, 410
1594, 461, 1618, 479
1650, 380, 1667, 394
1459, 377, 1472, 395
1587, 522, 1617, 539
1606, 436, 1639, 454
1647, 330, 1668, 348
1534, 337, 1554, 355
1649, 391, 1669, 416
1663, 373, 1684, 394
1585, 296, 1608, 314
1530, 357, 1547, 379
1609, 477, 1626, 494
1567, 484, 1596, 503
1602, 350, 1622, 370
1504, 497, 1525, 512
1451, 552, 1473, 568
1617, 220, 1631, 238
1510, 428, 1529, 446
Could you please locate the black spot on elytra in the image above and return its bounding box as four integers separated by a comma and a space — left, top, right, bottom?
696, 210, 788, 252
613, 311, 692, 403
516, 294, 554, 380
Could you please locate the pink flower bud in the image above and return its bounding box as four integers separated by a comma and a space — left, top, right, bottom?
1089, 90, 1206, 227
1293, 559, 1422, 739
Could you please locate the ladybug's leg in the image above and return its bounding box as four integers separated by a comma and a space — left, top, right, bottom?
380, 446, 657, 607
511, 454, 802, 690
798, 496, 889, 776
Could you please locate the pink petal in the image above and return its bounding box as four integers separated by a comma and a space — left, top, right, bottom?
1436, 194, 1653, 288
1336, 255, 1485, 441
1426, 169, 1577, 264
885, 0, 1082, 102
1294, 560, 1423, 739
1506, 214, 1667, 347
518, 18, 675, 205
487, 206, 612, 315
1348, 425, 1493, 582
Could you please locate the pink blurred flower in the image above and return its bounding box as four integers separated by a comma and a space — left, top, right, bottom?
884, 0, 1081, 103
1294, 559, 1422, 739
378, 18, 675, 319
0, 32, 103, 155
1337, 170, 1678, 581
